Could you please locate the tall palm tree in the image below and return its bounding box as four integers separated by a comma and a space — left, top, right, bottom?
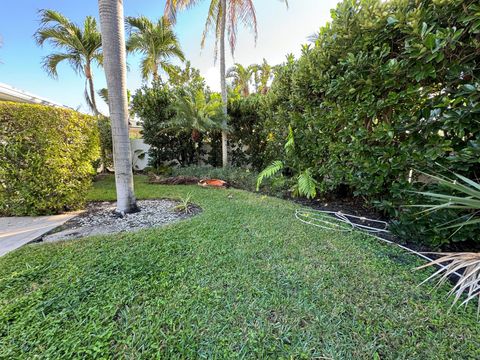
226, 63, 252, 97
98, 0, 137, 214
126, 16, 185, 82
164, 0, 288, 167
164, 88, 226, 163
35, 10, 102, 114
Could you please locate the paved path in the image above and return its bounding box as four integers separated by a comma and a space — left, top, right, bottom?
0, 213, 80, 257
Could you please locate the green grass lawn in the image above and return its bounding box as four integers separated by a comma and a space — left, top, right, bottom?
1, 175, 479, 359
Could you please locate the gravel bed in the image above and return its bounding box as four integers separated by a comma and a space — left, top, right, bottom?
42, 199, 200, 242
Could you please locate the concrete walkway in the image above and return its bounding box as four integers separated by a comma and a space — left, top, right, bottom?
0, 213, 79, 257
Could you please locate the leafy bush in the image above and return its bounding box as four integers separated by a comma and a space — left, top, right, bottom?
132, 82, 198, 167
261, 0, 480, 247
227, 93, 269, 169
0, 102, 99, 215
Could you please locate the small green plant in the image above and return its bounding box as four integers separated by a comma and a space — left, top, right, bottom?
173, 192, 194, 214
256, 161, 284, 191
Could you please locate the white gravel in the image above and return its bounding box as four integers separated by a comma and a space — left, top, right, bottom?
42, 199, 198, 242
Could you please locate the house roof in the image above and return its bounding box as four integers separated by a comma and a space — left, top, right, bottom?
0, 82, 68, 108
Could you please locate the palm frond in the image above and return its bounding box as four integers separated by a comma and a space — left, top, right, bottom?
412, 172, 480, 312
418, 253, 480, 314
256, 160, 284, 191
126, 15, 184, 81
41, 52, 82, 78
296, 168, 317, 199
413, 172, 480, 229
98, 88, 109, 105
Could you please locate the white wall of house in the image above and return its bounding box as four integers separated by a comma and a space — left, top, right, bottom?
131, 139, 151, 171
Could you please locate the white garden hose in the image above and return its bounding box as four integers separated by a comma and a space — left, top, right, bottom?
295, 209, 462, 277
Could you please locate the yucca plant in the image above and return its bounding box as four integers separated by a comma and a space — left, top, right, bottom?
413, 172, 480, 313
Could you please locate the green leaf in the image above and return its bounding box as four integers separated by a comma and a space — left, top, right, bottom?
256, 161, 284, 191
387, 16, 398, 25
297, 168, 317, 199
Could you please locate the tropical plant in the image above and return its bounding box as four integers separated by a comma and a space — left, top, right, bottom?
413, 172, 480, 228
167, 60, 206, 90
99, 88, 132, 106
97, 87, 133, 119
164, 0, 288, 167
173, 192, 194, 214
35, 10, 102, 114
252, 59, 272, 94
256, 160, 284, 191
132, 82, 198, 167
413, 172, 480, 312
126, 16, 185, 82
226, 63, 252, 97
164, 88, 226, 164
98, 0, 137, 214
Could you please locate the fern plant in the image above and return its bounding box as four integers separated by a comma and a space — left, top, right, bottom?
256, 161, 284, 191
256, 126, 318, 199
293, 168, 317, 199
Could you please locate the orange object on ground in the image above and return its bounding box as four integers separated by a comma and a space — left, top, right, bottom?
198, 179, 228, 188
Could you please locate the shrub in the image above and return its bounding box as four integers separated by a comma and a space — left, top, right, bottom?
132, 82, 198, 167
97, 116, 113, 172
0, 102, 100, 215
227, 93, 269, 170
261, 0, 480, 247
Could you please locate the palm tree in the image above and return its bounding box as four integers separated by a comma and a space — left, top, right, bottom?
226, 63, 252, 97
257, 59, 272, 94
164, 88, 226, 164
126, 16, 185, 82
98, 0, 137, 214
164, 0, 288, 167
35, 10, 102, 114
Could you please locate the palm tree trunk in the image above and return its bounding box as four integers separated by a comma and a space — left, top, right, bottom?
85, 63, 99, 115
153, 65, 159, 83
219, 0, 228, 168
98, 0, 137, 214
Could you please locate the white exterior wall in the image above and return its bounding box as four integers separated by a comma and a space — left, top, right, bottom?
131, 139, 151, 170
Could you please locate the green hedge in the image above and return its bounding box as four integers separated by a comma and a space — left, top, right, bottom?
0, 102, 100, 215
261, 0, 480, 248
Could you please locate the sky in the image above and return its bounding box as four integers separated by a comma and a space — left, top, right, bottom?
0, 0, 341, 115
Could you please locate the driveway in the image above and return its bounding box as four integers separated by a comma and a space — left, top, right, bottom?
0, 213, 79, 257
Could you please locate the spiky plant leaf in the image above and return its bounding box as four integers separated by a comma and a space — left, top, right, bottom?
412, 172, 480, 313
413, 172, 480, 229
418, 253, 480, 315
297, 168, 317, 199
256, 160, 284, 191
